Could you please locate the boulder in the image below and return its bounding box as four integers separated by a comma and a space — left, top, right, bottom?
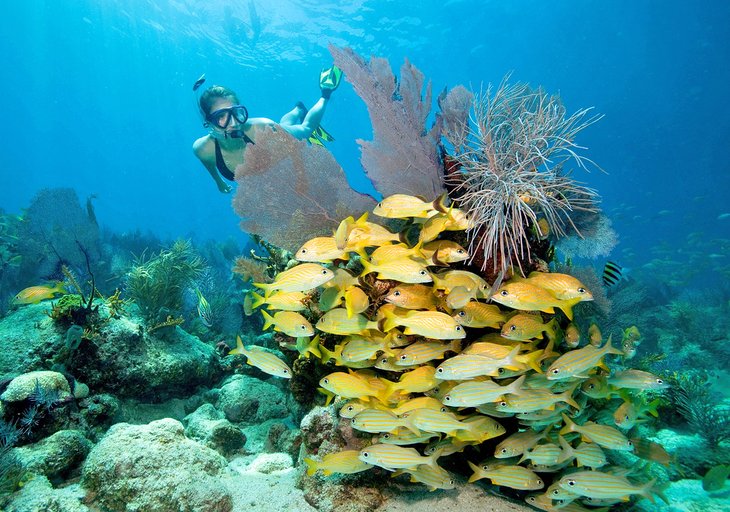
14, 430, 92, 482
184, 403, 246, 455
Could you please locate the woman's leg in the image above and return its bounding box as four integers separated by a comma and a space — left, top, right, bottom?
281, 98, 328, 140
279, 102, 306, 125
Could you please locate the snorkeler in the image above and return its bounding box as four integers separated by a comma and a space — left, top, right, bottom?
192, 66, 343, 193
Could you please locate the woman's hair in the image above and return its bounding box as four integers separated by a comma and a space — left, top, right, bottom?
199, 85, 239, 116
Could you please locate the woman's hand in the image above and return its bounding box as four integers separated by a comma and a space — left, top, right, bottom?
218, 182, 233, 194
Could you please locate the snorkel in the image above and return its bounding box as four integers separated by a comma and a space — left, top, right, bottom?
193, 75, 248, 140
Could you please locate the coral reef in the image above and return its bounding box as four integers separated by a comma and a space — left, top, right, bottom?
232, 127, 377, 250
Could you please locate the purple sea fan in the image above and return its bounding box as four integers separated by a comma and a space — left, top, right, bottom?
232, 127, 376, 252
446, 78, 603, 276
330, 45, 445, 199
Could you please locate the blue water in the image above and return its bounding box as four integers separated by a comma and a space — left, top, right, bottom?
3, 0, 728, 276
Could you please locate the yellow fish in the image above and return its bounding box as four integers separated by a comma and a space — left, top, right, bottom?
351, 408, 405, 433
588, 323, 602, 346
261, 310, 314, 337
491, 282, 580, 320
334, 212, 369, 250
522, 271, 594, 302
316, 308, 379, 335
560, 413, 634, 451
432, 270, 488, 296
420, 240, 469, 265
547, 337, 623, 380
319, 372, 381, 400
386, 365, 440, 396
303, 450, 373, 476
557, 471, 666, 503
229, 335, 292, 378
467, 462, 544, 490
501, 314, 558, 341
369, 242, 425, 266
607, 369, 669, 390
254, 263, 334, 293
564, 322, 581, 348
395, 340, 461, 366
295, 237, 348, 263
382, 310, 466, 340
393, 463, 456, 491
360, 257, 431, 284
358, 443, 443, 471
384, 284, 440, 310
250, 290, 308, 311
452, 302, 506, 328
372, 194, 438, 219
13, 282, 66, 304
344, 286, 370, 318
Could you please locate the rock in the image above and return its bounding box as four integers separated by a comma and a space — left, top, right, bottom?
71, 315, 223, 401
0, 303, 57, 377
247, 452, 293, 474
81, 418, 233, 512
215, 375, 289, 425
0, 371, 71, 403
14, 430, 92, 482
3, 476, 90, 512
635, 478, 730, 512
72, 382, 89, 399
184, 403, 246, 455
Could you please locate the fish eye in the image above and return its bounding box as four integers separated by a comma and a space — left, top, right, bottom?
457, 311, 466, 317
321, 269, 329, 275
444, 395, 451, 402
482, 465, 489, 470
457, 249, 465, 254
456, 326, 463, 331
587, 383, 595, 389
567, 480, 575, 486
498, 368, 505, 375
628, 441, 634, 447
323, 378, 329, 384
437, 368, 444, 374
347, 406, 354, 412
500, 290, 508, 296
400, 355, 408, 360
528, 497, 536, 503
624, 415, 630, 420
393, 291, 401, 296
578, 287, 586, 293
509, 325, 516, 331
362, 451, 369, 457
283, 369, 290, 374
449, 479, 454, 485
656, 378, 664, 385
419, 270, 427, 276
383, 434, 390, 439
440, 407, 448, 413
537, 479, 543, 486
501, 448, 507, 454
499, 401, 507, 407
552, 489, 560, 496
551, 369, 560, 375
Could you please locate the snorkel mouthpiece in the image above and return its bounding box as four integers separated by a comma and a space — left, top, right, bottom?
228, 129, 245, 139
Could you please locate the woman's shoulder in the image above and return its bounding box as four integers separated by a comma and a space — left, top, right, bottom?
192, 134, 215, 158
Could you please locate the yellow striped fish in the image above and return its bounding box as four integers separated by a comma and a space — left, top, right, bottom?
557, 471, 663, 503
421, 240, 468, 264
574, 441, 607, 468
261, 310, 314, 337
358, 443, 442, 471
442, 375, 526, 407
316, 308, 379, 335
496, 384, 580, 413
344, 285, 370, 318
491, 281, 580, 320
384, 284, 440, 310
295, 236, 349, 263
435, 345, 522, 380
495, 428, 551, 458
360, 257, 432, 284
467, 462, 544, 490
340, 335, 395, 363
452, 301, 507, 328
351, 409, 404, 434
369, 242, 425, 266
379, 430, 440, 446
521, 271, 594, 302
387, 365, 440, 396
253, 263, 334, 293
319, 372, 381, 401
394, 463, 456, 491
372, 194, 438, 219
250, 290, 308, 311
229, 336, 292, 378
396, 340, 460, 366
547, 337, 624, 380
560, 413, 634, 451
401, 408, 478, 437
382, 310, 466, 340
303, 450, 373, 476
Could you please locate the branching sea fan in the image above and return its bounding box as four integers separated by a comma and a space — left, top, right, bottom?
444, 77, 603, 276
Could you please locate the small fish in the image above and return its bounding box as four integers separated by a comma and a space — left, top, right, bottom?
253, 263, 334, 293
385, 284, 440, 310
421, 240, 469, 265
453, 301, 507, 328
360, 257, 431, 284
295, 237, 349, 263
372, 194, 438, 219
351, 409, 405, 434
607, 369, 669, 390
344, 286, 370, 318
547, 337, 623, 380
382, 310, 466, 340
303, 450, 373, 476
468, 462, 544, 490
316, 308, 379, 335
387, 365, 440, 395
229, 335, 292, 378
341, 334, 395, 363
242, 292, 254, 316
396, 340, 460, 366
436, 346, 522, 380
564, 323, 581, 348
401, 408, 479, 437
602, 261, 624, 286
393, 463, 456, 491
369, 242, 425, 266
358, 443, 442, 471
319, 372, 381, 401
718, 213, 730, 220
192, 73, 206, 91
588, 323, 602, 347
261, 310, 314, 337
630, 437, 673, 467
13, 282, 66, 305
702, 465, 730, 491
501, 314, 557, 341
558, 471, 664, 503
491, 282, 580, 321
250, 290, 307, 311
522, 272, 594, 302
495, 428, 551, 458
573, 441, 607, 468
195, 288, 214, 327
442, 375, 526, 407
560, 413, 633, 451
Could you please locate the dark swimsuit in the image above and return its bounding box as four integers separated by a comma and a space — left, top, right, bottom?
214, 135, 254, 181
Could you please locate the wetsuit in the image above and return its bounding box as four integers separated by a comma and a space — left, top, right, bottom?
214, 135, 254, 181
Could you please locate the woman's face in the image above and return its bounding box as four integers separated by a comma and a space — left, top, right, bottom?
209, 96, 244, 136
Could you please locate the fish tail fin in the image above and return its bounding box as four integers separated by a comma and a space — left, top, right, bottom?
54, 281, 68, 293
644, 398, 661, 418
507, 374, 527, 396
303, 457, 318, 476
252, 282, 271, 295
560, 412, 578, 435
229, 335, 246, 356
545, 318, 559, 341
359, 259, 375, 278
557, 298, 579, 321
449, 339, 462, 354
467, 461, 481, 483
432, 192, 450, 213
557, 434, 575, 463
520, 348, 544, 374
261, 310, 275, 331
603, 335, 624, 356
503, 344, 522, 370
427, 447, 445, 468
639, 478, 659, 504
250, 291, 267, 309
381, 309, 398, 333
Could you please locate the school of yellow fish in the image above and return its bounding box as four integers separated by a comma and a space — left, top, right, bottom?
233, 194, 670, 510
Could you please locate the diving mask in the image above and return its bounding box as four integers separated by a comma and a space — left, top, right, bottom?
207, 105, 249, 129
